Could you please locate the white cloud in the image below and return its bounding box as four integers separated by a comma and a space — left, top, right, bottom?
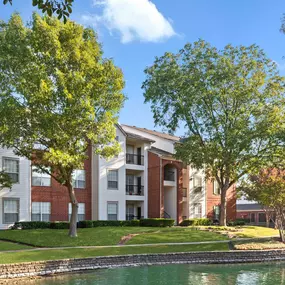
82, 0, 176, 43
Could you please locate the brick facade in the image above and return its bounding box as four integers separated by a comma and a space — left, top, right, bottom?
31, 147, 92, 222
206, 181, 236, 221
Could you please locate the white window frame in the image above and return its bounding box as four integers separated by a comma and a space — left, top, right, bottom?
2, 157, 19, 183
72, 169, 86, 189
194, 203, 202, 218
107, 169, 119, 190
31, 166, 51, 187
68, 203, 85, 222
107, 202, 118, 221
193, 175, 202, 191
3, 198, 19, 224
213, 180, 221, 195
31, 202, 51, 221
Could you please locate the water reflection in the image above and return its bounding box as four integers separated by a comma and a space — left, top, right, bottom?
8, 262, 285, 285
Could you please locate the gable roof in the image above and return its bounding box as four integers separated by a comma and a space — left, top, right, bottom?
125, 131, 155, 143
121, 124, 180, 142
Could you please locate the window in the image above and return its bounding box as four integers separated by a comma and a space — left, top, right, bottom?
194, 203, 202, 218
250, 213, 255, 223
213, 180, 221, 195
2, 158, 19, 183
107, 170, 118, 189
72, 170, 86, 188
213, 205, 220, 220
3, 199, 19, 224
258, 213, 266, 223
32, 166, 51, 186
32, 202, 51, 221
68, 203, 85, 222
107, 202, 118, 220
193, 175, 202, 191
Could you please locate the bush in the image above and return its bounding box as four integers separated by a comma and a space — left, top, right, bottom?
92, 220, 140, 227
227, 219, 248, 226
11, 221, 50, 230
50, 222, 70, 229
78, 220, 93, 228
140, 218, 174, 227
179, 218, 212, 227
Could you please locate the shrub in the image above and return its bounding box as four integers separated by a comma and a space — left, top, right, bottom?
78, 220, 93, 228
140, 218, 175, 227
227, 219, 248, 226
11, 221, 50, 230
179, 218, 212, 227
50, 222, 70, 229
92, 220, 140, 227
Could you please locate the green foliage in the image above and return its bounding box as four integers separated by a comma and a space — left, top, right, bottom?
139, 218, 175, 227
78, 220, 93, 228
227, 219, 248, 226
12, 221, 51, 230
49, 222, 70, 229
0, 171, 12, 190
3, 0, 74, 22
180, 218, 212, 227
143, 39, 285, 225
0, 14, 125, 236
92, 220, 140, 227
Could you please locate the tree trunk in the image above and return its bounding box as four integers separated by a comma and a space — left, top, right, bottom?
67, 182, 78, 237
266, 212, 270, 228
220, 188, 227, 226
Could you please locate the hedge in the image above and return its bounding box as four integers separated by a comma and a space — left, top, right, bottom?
78, 220, 140, 228
139, 218, 175, 227
227, 218, 249, 226
12, 221, 69, 230
179, 218, 212, 227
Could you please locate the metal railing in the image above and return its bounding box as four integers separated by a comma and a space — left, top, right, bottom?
126, 154, 144, 165
126, 185, 144, 196
164, 170, 175, 181
126, 215, 144, 221
164, 211, 171, 218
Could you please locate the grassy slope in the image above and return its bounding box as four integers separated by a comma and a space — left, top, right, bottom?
0, 241, 32, 251
0, 243, 229, 264
127, 227, 228, 244
233, 226, 279, 238
0, 227, 228, 247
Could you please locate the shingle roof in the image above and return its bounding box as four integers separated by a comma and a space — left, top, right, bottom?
236, 204, 264, 211
149, 146, 173, 157
121, 124, 180, 142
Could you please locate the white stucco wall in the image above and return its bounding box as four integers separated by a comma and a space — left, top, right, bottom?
0, 148, 31, 229
188, 167, 206, 219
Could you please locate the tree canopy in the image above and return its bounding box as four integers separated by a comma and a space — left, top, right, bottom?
0, 171, 12, 190
143, 39, 285, 225
3, 0, 74, 22
0, 13, 125, 236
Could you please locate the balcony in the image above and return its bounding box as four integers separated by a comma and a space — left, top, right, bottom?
126, 154, 144, 166
126, 215, 144, 220
126, 185, 144, 196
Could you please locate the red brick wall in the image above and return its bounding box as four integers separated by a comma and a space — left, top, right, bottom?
147, 152, 161, 218
206, 181, 236, 221
31, 147, 92, 221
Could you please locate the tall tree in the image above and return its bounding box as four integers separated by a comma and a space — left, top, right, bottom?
0, 13, 125, 237
143, 39, 285, 226
3, 0, 74, 22
240, 170, 285, 242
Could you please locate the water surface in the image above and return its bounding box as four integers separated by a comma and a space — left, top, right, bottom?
26, 262, 285, 284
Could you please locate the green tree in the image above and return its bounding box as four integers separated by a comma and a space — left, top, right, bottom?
0, 13, 125, 237
240, 170, 285, 242
3, 0, 73, 22
0, 171, 12, 190
142, 39, 285, 226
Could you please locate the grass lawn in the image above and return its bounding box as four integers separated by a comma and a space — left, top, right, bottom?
0, 243, 229, 264
0, 227, 228, 247
0, 241, 32, 251
126, 227, 228, 245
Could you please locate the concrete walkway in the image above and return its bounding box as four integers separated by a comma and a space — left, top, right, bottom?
0, 236, 278, 253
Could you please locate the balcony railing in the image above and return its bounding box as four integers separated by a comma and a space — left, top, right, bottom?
164, 170, 175, 181
126, 215, 144, 221
126, 185, 144, 196
126, 153, 144, 165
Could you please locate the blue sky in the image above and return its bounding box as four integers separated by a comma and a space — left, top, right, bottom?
1, 0, 285, 135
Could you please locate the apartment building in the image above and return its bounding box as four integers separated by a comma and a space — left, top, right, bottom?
121, 125, 236, 224
0, 148, 31, 229
92, 125, 152, 221
31, 146, 92, 222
